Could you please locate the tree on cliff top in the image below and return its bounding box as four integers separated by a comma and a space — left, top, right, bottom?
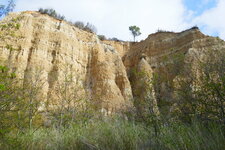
0, 0, 15, 18
129, 25, 141, 42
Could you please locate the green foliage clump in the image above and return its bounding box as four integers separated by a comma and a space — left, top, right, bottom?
171, 49, 225, 124
6, 44, 14, 51
0, 16, 21, 42
15, 23, 20, 29
129, 25, 141, 42
0, 66, 43, 148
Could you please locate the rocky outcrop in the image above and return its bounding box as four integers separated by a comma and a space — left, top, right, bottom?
0, 11, 133, 111
0, 11, 224, 115
123, 29, 225, 116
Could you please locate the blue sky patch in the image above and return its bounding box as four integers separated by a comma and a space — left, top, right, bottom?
184, 0, 217, 16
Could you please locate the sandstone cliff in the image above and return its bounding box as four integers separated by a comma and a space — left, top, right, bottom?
123, 29, 225, 117
0, 11, 133, 112
0, 11, 224, 115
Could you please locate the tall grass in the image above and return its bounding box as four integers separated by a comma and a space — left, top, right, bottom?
152, 121, 225, 150
1, 118, 224, 150
16, 118, 149, 150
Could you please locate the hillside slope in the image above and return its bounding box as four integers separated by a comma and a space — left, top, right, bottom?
0, 11, 224, 116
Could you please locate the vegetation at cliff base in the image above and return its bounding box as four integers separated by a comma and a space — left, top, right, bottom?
1, 116, 224, 150
0, 63, 225, 149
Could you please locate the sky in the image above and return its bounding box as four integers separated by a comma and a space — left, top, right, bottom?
1, 0, 225, 41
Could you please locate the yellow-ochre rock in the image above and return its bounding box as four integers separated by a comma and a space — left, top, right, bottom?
0, 11, 224, 115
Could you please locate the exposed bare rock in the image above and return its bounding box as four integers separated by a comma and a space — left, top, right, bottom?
123, 29, 225, 117
0, 11, 224, 116
0, 11, 133, 111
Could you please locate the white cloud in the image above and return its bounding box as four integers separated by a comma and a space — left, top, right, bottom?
194, 0, 225, 39
14, 0, 225, 40
15, 0, 190, 41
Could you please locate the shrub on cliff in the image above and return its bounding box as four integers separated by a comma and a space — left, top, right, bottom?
38, 8, 65, 20
37, 8, 98, 34
83, 22, 97, 33
109, 37, 123, 42
73, 21, 85, 30
98, 35, 107, 41
73, 21, 97, 33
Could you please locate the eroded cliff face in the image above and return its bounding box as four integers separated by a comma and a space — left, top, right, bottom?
0, 11, 133, 111
0, 11, 224, 115
123, 29, 225, 117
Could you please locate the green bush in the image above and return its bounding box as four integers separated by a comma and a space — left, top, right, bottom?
1, 118, 223, 150
38, 8, 65, 20
73, 21, 85, 30
83, 22, 97, 33
98, 35, 107, 41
